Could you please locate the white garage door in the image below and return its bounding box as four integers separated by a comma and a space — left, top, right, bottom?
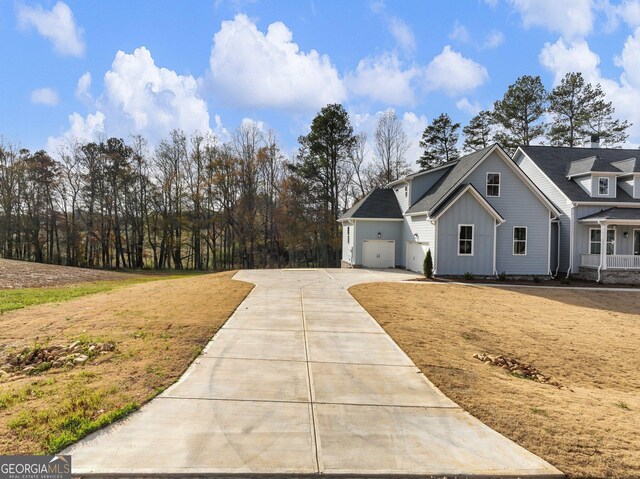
362, 240, 395, 269
406, 241, 428, 273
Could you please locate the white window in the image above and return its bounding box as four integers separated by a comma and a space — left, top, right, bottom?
589, 228, 615, 255
458, 224, 474, 256
598, 177, 609, 196
486, 173, 500, 197
347, 226, 350, 244
404, 185, 408, 197
513, 227, 527, 255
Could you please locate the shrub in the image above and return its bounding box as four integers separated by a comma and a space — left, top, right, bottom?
463, 272, 475, 280
424, 249, 433, 279
497, 271, 507, 281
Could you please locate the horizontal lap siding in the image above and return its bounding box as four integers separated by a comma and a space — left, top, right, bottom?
467, 152, 550, 275
342, 221, 354, 263
353, 221, 403, 266
437, 191, 495, 275
515, 153, 573, 273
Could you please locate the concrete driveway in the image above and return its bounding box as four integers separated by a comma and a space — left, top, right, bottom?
65, 268, 562, 477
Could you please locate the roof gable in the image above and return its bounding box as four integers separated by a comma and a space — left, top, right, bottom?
430, 183, 505, 222
566, 155, 621, 178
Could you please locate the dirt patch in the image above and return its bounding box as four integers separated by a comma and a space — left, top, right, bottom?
0, 271, 253, 454
350, 282, 640, 479
0, 259, 137, 289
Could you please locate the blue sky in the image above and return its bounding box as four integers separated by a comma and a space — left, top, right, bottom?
2, 0, 640, 164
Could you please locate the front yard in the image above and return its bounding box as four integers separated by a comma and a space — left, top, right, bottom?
0, 271, 253, 454
350, 283, 640, 479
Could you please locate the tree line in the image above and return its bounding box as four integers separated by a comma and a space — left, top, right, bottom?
419, 72, 631, 168
0, 108, 411, 270
0, 71, 632, 271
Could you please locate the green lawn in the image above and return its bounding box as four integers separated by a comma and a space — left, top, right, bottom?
0, 275, 194, 314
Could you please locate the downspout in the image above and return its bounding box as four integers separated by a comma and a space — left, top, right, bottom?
547, 212, 552, 277
566, 205, 575, 278
493, 219, 498, 276
554, 220, 561, 277
596, 220, 607, 283
431, 218, 438, 275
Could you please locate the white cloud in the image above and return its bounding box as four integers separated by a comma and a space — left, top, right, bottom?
16, 1, 85, 57
30, 87, 59, 106
615, 27, 640, 89
369, 0, 385, 14
484, 0, 499, 7
510, 0, 593, 39
48, 46, 211, 150
539, 33, 640, 146
456, 97, 482, 116
388, 17, 416, 53
207, 14, 345, 111
619, 0, 640, 27
75, 72, 92, 104
47, 111, 105, 152
449, 21, 470, 43
539, 38, 601, 84
346, 53, 419, 106
481, 30, 505, 49
424, 46, 489, 95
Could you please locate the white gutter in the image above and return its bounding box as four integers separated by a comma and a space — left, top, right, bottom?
554, 220, 561, 277
547, 211, 552, 276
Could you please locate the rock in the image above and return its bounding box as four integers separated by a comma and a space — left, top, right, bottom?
68, 341, 81, 350
52, 361, 63, 368
88, 345, 96, 353
22, 366, 36, 374
0, 370, 9, 379
102, 343, 115, 352
73, 355, 89, 366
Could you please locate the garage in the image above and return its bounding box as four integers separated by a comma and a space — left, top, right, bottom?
406, 241, 428, 273
362, 240, 395, 269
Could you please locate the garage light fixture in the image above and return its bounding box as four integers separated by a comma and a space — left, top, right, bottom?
377, 232, 381, 238
414, 233, 419, 241
624, 231, 629, 239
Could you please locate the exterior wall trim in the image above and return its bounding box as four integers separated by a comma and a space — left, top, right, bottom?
432, 184, 505, 223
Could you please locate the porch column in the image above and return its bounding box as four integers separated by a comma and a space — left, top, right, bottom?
600, 222, 607, 271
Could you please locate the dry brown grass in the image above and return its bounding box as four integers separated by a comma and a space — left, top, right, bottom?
0, 258, 139, 288
0, 271, 252, 454
350, 283, 640, 479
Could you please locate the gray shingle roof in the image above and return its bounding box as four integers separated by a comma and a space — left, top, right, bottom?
520, 146, 640, 203
578, 207, 640, 221
405, 145, 494, 215
339, 188, 403, 220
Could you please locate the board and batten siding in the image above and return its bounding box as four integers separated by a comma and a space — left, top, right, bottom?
436, 191, 495, 275
353, 220, 403, 266
409, 168, 449, 205
466, 152, 550, 274
515, 152, 573, 273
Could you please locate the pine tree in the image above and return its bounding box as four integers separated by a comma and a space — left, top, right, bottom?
462, 110, 494, 152
582, 86, 631, 147
418, 113, 460, 169
548, 72, 589, 147
493, 75, 548, 151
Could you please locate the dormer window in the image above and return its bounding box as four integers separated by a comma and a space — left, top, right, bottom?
486, 173, 500, 197
598, 177, 609, 196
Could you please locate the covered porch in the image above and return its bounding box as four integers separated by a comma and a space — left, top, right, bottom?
578, 208, 640, 283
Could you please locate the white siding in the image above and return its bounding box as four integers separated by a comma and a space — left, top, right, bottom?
399, 215, 435, 268
393, 184, 410, 213
341, 221, 354, 264
591, 174, 617, 199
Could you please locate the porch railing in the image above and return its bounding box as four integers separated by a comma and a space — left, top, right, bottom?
581, 254, 640, 269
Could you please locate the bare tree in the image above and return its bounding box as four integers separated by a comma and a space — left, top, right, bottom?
374, 109, 410, 184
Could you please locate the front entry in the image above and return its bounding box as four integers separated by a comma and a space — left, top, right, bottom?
635, 230, 640, 256
362, 240, 395, 269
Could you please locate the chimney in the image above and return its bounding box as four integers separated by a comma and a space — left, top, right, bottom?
584, 134, 600, 148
